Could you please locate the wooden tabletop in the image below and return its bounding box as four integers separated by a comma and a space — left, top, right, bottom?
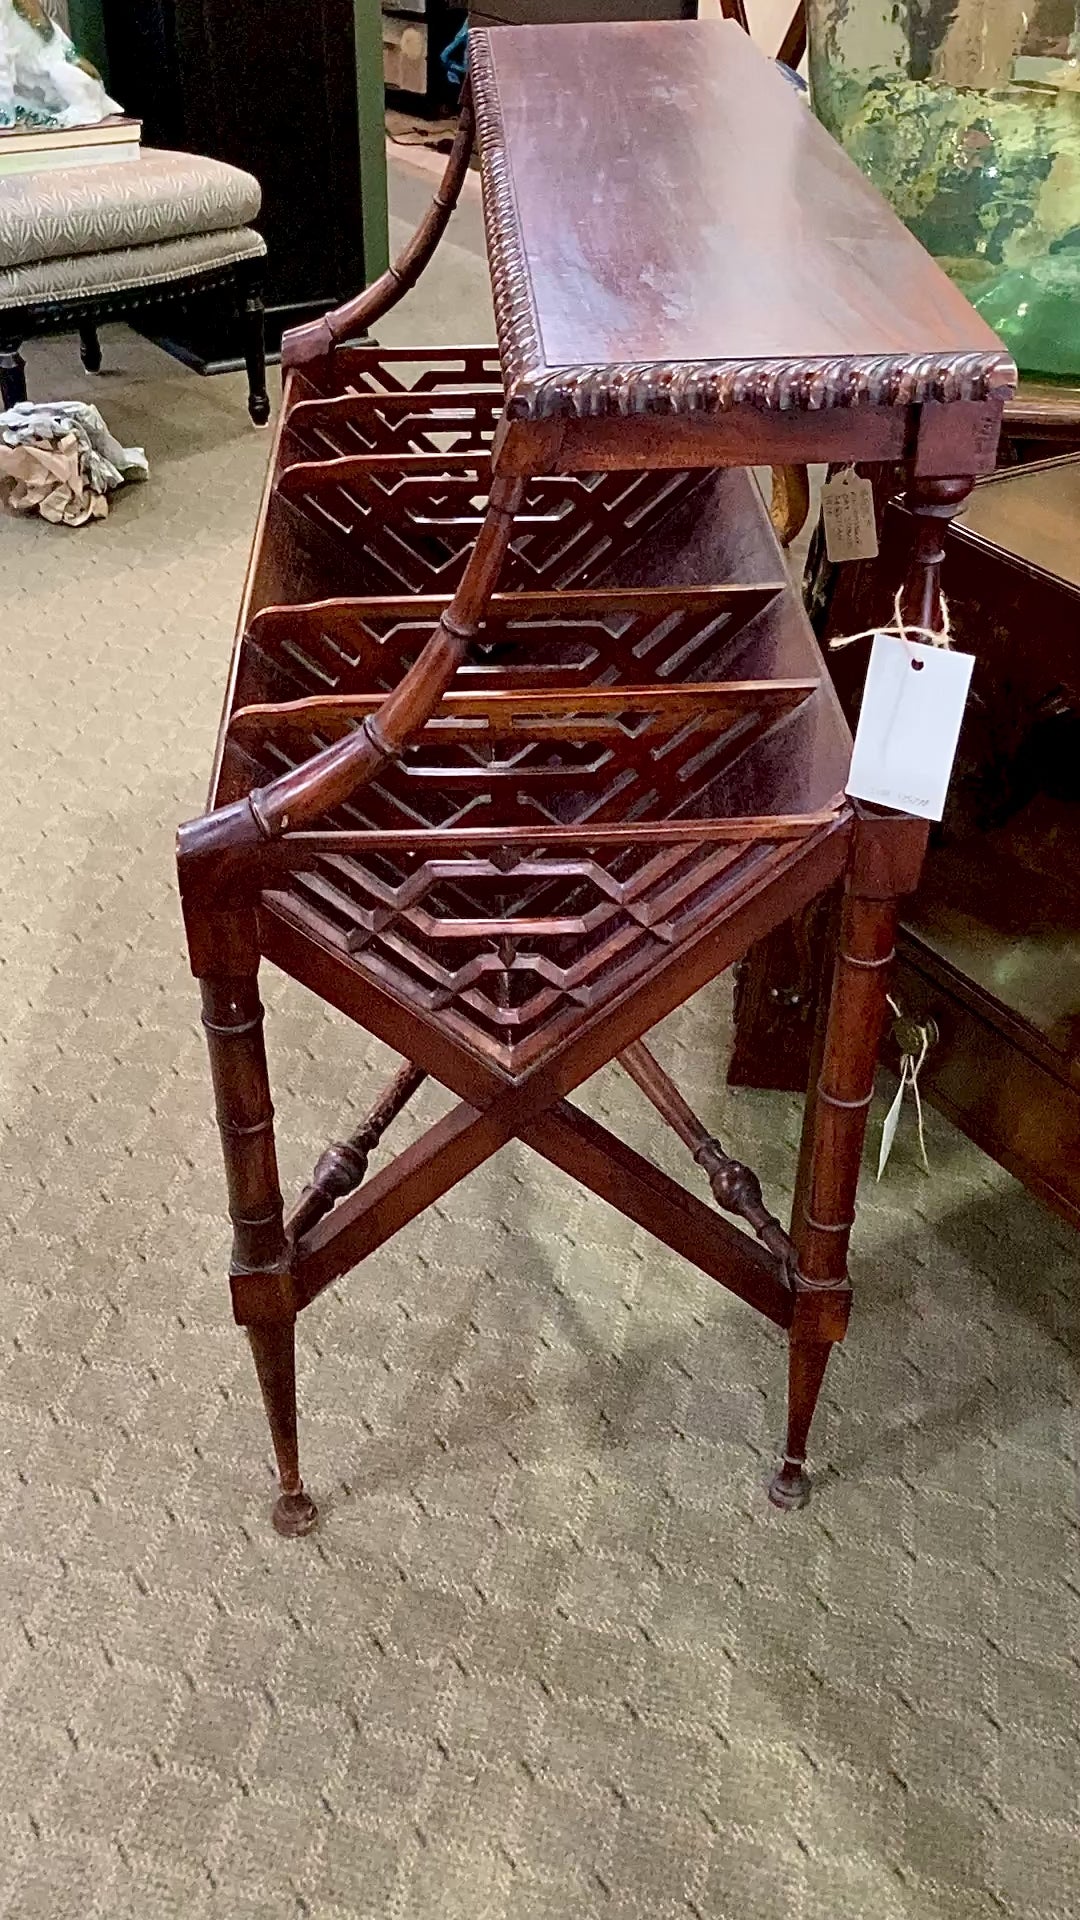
470, 20, 1015, 423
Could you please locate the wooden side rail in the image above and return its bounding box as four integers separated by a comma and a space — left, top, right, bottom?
285, 387, 503, 429
245, 582, 786, 649
226, 679, 819, 750
281, 90, 477, 372
298, 341, 502, 374
240, 817, 842, 859
276, 449, 494, 499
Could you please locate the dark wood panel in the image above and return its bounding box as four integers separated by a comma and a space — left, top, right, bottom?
103, 0, 366, 346
470, 1, 693, 22
958, 454, 1080, 591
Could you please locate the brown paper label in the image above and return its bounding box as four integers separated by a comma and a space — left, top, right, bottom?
822, 468, 879, 564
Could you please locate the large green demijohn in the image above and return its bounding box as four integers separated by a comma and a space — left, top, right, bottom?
807, 1, 1080, 380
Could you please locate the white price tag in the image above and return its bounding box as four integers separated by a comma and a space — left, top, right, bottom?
846, 634, 975, 821
877, 1075, 906, 1180
822, 467, 879, 563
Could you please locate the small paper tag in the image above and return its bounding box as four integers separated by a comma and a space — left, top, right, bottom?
846, 634, 975, 820
822, 468, 879, 563
877, 1073, 906, 1179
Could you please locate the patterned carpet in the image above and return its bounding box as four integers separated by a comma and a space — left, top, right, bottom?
2, 178, 1079, 1920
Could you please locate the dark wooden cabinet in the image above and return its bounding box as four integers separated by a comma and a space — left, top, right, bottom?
102, 0, 369, 362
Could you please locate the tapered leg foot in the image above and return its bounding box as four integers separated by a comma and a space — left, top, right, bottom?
767, 1334, 831, 1514
272, 1487, 319, 1537
0, 339, 27, 410
768, 1459, 813, 1511
248, 1319, 317, 1538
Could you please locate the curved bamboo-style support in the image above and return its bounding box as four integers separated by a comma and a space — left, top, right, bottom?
281, 89, 477, 372
176, 473, 526, 908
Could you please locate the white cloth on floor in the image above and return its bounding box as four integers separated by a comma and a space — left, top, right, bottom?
0, 399, 147, 524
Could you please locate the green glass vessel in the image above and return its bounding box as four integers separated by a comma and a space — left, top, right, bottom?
807, 1, 1080, 379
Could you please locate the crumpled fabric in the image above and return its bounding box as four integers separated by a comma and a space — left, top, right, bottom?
0, 400, 148, 525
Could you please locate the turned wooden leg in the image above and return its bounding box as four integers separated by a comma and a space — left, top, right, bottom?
199, 952, 316, 1536
288, 1059, 426, 1241
770, 810, 928, 1511
770, 1338, 832, 1511
0, 334, 27, 410
899, 473, 974, 630
242, 276, 270, 427
78, 323, 102, 374
247, 1320, 317, 1537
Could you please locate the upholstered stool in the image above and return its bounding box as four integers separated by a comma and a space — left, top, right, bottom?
0, 148, 269, 424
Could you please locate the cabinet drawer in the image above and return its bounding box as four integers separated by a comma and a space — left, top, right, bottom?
893, 945, 1080, 1231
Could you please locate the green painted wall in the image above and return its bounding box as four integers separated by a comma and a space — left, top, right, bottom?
355, 0, 389, 279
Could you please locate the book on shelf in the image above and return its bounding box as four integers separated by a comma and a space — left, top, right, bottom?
0, 116, 142, 176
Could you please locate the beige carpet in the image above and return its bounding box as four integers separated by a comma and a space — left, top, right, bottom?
2, 179, 1079, 1920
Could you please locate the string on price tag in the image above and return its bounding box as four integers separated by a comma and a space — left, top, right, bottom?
834, 593, 975, 823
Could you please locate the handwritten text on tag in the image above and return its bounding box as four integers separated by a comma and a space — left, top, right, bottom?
822, 468, 879, 563
846, 635, 974, 821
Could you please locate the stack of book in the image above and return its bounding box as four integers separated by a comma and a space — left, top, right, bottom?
0, 116, 141, 179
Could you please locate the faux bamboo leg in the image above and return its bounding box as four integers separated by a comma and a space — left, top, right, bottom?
281, 88, 477, 370
199, 945, 317, 1537
770, 812, 926, 1510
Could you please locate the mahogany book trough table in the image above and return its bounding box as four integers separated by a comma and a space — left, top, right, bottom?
177, 19, 1015, 1534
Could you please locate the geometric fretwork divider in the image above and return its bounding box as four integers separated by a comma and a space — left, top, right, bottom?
277, 349, 710, 598
210, 336, 849, 1121
216, 343, 825, 1079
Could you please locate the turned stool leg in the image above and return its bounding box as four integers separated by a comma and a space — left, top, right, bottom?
79, 323, 103, 374
200, 960, 317, 1537
0, 333, 27, 410
770, 810, 928, 1510
241, 274, 270, 427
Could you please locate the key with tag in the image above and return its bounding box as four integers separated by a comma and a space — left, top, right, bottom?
822, 467, 879, 563
878, 1003, 936, 1179
846, 635, 975, 821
